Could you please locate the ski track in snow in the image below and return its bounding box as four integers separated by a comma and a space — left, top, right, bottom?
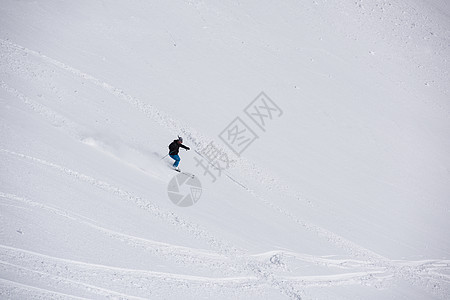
0, 38, 205, 144
0, 192, 233, 269
0, 149, 304, 299
1, 38, 450, 299
0, 261, 148, 300
0, 278, 88, 300
0, 80, 81, 139
0, 149, 241, 257
0, 246, 259, 299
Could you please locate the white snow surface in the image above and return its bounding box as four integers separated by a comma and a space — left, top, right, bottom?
1, 0, 449, 299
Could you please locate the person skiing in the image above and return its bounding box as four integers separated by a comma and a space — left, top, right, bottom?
168, 136, 190, 171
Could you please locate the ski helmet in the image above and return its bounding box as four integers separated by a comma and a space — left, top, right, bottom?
178, 136, 183, 142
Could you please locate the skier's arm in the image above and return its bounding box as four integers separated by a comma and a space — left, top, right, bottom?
180, 144, 190, 150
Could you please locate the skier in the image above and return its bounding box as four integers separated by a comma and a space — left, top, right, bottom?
168, 136, 190, 171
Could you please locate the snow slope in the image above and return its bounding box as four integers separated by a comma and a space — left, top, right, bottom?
1, 0, 449, 299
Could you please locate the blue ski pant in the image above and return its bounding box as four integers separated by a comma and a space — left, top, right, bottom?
169, 154, 180, 167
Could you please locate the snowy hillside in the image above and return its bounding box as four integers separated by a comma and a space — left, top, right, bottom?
1, 0, 449, 299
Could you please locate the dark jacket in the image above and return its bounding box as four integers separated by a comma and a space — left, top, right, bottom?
168, 140, 189, 155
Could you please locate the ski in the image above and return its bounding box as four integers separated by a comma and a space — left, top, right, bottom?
171, 167, 195, 178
